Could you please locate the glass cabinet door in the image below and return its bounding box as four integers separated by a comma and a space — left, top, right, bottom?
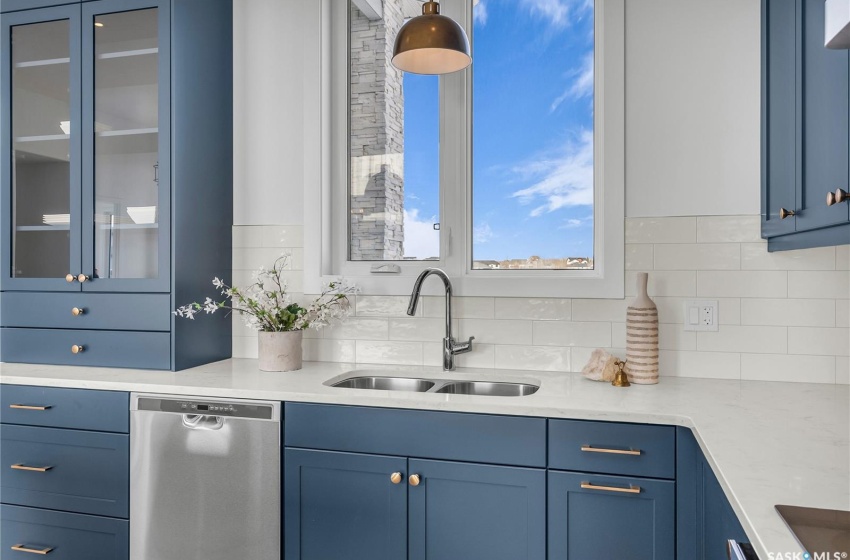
2, 7, 81, 290
82, 1, 169, 292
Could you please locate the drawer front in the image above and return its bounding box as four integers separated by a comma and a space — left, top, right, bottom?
1, 385, 128, 433
1, 293, 171, 331
0, 425, 128, 518
1, 504, 128, 560
285, 403, 547, 468
0, 328, 171, 370
548, 419, 675, 479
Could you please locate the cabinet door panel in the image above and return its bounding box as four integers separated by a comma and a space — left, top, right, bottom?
1, 6, 82, 291
762, 0, 798, 237
408, 459, 545, 560
81, 0, 170, 292
284, 448, 407, 560
548, 471, 675, 560
797, 0, 850, 231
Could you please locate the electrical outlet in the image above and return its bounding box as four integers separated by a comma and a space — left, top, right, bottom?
683, 300, 719, 332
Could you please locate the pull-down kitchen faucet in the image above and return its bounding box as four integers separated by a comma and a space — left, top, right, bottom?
407, 268, 474, 371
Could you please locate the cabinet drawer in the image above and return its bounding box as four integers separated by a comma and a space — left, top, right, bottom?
1, 385, 128, 433
0, 425, 129, 518
548, 419, 675, 479
1, 293, 171, 331
285, 403, 547, 468
1, 504, 128, 560
1, 328, 171, 370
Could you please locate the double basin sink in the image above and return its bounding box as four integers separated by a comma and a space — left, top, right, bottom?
329, 375, 539, 397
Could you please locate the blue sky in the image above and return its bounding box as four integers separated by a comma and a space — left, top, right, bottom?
402, 0, 595, 261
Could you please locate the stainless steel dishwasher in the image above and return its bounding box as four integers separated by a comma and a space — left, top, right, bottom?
130, 393, 280, 560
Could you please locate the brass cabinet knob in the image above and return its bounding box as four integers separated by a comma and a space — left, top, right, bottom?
828, 192, 837, 206
77, 274, 90, 283
65, 274, 76, 283
837, 188, 850, 204
390, 472, 402, 484
71, 345, 85, 354
408, 474, 421, 486
71, 307, 85, 316
779, 208, 795, 219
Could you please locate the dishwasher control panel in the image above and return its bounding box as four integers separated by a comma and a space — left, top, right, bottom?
136, 396, 275, 420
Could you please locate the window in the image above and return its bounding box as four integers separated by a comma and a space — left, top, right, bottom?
306, 0, 624, 297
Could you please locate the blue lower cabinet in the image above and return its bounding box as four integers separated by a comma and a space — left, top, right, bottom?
0, 424, 129, 518
1, 504, 129, 560
548, 470, 675, 560
677, 427, 749, 559
284, 448, 407, 560
408, 459, 545, 560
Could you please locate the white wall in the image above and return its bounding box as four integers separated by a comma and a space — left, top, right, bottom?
233, 0, 763, 222
625, 0, 761, 218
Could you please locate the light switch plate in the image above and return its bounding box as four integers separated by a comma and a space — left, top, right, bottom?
683, 300, 719, 332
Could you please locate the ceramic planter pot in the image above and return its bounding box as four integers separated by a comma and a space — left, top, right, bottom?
258, 330, 303, 372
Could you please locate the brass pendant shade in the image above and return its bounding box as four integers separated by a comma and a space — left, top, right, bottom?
392, 1, 471, 75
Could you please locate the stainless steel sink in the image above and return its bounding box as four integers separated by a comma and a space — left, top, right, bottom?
328, 374, 539, 396
435, 381, 540, 397
331, 376, 435, 392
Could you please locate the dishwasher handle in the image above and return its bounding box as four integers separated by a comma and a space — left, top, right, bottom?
182, 414, 225, 431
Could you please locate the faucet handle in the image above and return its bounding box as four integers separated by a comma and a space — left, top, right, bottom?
453, 336, 474, 354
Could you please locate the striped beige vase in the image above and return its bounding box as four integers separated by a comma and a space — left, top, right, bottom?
624, 272, 659, 384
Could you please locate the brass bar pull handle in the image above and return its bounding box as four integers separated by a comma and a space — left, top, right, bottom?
9, 404, 51, 411
581, 445, 641, 456
581, 482, 641, 494
11, 464, 53, 473
11, 544, 54, 555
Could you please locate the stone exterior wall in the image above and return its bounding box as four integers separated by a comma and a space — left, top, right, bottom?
349, 0, 406, 261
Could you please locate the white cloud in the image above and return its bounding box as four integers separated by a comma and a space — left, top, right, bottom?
551, 52, 593, 112
474, 0, 488, 25
518, 0, 592, 28
558, 215, 593, 229
402, 208, 440, 259
511, 129, 594, 216
474, 222, 494, 244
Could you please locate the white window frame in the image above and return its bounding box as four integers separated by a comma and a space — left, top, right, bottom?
305, 0, 625, 298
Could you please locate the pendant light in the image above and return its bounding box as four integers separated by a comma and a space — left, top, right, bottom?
392, 0, 471, 75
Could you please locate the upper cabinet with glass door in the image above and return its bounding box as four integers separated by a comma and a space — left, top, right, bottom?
82, 0, 169, 291
1, 6, 82, 291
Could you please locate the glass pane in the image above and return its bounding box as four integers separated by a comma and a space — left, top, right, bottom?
472, 0, 594, 270
11, 20, 71, 279
348, 0, 440, 261
93, 8, 159, 280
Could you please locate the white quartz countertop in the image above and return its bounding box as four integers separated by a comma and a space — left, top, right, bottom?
1, 359, 848, 557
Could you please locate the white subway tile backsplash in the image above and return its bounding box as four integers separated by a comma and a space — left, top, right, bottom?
696, 216, 761, 243
533, 321, 611, 348
697, 325, 787, 354
494, 345, 571, 372
423, 296, 494, 319
741, 298, 836, 327
654, 243, 741, 271
231, 219, 849, 384
788, 327, 850, 357
741, 354, 835, 384
458, 319, 533, 345
494, 298, 572, 321
658, 351, 740, 380
741, 243, 835, 271
355, 341, 423, 365
625, 217, 696, 244
697, 271, 787, 298
788, 271, 850, 299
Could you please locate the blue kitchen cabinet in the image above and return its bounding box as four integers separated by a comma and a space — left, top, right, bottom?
0, 0, 233, 370
677, 427, 750, 559
284, 448, 408, 560
548, 470, 675, 560
762, 0, 850, 250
